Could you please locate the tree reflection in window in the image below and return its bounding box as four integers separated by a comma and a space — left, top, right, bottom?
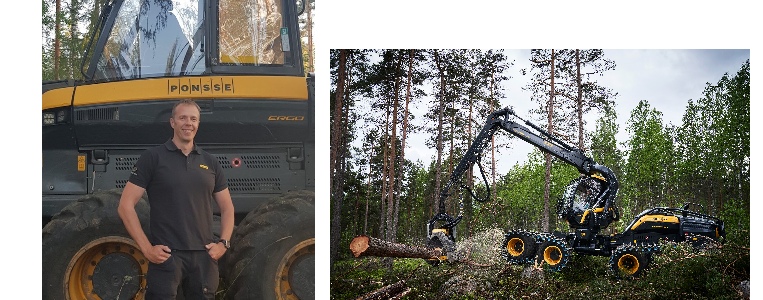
95, 0, 205, 81
218, 0, 284, 65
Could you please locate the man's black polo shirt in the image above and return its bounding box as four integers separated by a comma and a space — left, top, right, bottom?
128, 139, 227, 250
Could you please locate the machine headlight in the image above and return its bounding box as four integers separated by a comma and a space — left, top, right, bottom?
57, 110, 67, 123
43, 109, 69, 126
43, 112, 55, 125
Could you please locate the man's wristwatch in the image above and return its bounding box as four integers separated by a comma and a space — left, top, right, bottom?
218, 239, 230, 249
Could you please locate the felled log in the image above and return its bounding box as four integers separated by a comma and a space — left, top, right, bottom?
355, 279, 411, 300
350, 235, 443, 259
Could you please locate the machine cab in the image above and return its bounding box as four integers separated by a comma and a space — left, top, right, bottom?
83, 0, 305, 82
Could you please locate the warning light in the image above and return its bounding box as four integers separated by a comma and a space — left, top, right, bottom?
231, 158, 242, 168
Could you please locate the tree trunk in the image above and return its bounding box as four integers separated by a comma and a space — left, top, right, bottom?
353, 192, 360, 237
448, 112, 456, 215
355, 280, 410, 300
542, 49, 556, 232
449, 112, 455, 177
468, 91, 474, 189
330, 50, 347, 192
306, 0, 313, 72
448, 112, 456, 213
465, 83, 475, 237
329, 50, 347, 266
55, 0, 61, 80
576, 49, 584, 150
490, 74, 497, 200
69, 0, 79, 78
350, 235, 443, 259
543, 154, 552, 231
393, 50, 414, 245
386, 55, 401, 243
364, 154, 372, 235
379, 103, 390, 238
90, 0, 103, 32
433, 50, 446, 214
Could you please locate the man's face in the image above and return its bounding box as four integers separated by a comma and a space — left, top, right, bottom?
170, 103, 200, 143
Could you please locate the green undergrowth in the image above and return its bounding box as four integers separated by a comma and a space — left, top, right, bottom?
330, 236, 749, 300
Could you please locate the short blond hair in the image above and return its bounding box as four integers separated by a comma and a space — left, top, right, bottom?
171, 99, 201, 118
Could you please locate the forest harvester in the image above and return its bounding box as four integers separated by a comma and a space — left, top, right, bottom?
426, 107, 725, 277
42, 0, 314, 299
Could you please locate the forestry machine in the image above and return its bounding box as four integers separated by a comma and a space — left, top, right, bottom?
426, 107, 725, 277
42, 0, 314, 299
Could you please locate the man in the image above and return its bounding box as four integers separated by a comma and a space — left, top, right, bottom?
118, 99, 235, 299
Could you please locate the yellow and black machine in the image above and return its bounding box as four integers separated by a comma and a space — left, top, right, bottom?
427, 108, 726, 278
42, 0, 314, 299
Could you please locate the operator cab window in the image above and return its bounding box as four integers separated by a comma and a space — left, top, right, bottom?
217, 0, 288, 66
94, 0, 206, 81
89, 0, 301, 81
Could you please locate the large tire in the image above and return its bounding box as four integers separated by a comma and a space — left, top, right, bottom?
42, 189, 151, 300
535, 235, 571, 272
502, 230, 537, 264
609, 244, 649, 278
223, 190, 315, 300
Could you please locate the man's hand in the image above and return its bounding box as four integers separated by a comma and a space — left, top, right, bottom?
143, 245, 172, 264
205, 242, 227, 261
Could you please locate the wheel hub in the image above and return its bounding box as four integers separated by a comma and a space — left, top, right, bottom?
618, 254, 639, 274
507, 238, 524, 256
276, 238, 315, 300
65, 236, 147, 300
543, 246, 562, 265
92, 253, 141, 300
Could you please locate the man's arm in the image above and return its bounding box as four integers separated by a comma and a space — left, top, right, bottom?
206, 187, 235, 260
118, 182, 171, 264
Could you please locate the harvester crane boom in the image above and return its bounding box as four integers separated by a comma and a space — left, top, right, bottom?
428, 107, 619, 245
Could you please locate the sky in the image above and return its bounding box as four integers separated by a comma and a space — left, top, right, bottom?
398, 49, 750, 173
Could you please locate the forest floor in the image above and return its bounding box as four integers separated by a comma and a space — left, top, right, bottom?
331, 228, 750, 300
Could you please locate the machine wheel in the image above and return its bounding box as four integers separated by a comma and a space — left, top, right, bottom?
610, 244, 649, 278
42, 189, 150, 300
223, 190, 315, 300
535, 236, 571, 272
502, 231, 537, 264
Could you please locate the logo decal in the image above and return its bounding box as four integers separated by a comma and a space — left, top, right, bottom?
199, 164, 209, 170
168, 78, 234, 95
268, 115, 305, 121
130, 166, 138, 176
